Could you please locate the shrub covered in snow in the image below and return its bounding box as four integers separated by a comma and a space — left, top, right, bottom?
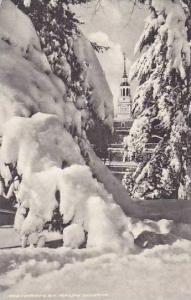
0, 113, 134, 252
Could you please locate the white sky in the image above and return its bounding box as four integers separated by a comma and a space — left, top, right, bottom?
72, 0, 148, 110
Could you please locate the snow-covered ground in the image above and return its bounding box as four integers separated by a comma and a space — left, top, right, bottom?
0, 2, 191, 299
1, 221, 191, 299
1, 239, 191, 300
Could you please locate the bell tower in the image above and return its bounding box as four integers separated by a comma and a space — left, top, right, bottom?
116, 53, 132, 121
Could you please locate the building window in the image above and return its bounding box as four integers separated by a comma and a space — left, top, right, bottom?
126, 89, 129, 96
123, 88, 125, 97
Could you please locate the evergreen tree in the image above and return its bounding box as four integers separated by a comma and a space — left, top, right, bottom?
12, 0, 86, 95
123, 0, 191, 200
11, 0, 112, 136
0, 0, 116, 239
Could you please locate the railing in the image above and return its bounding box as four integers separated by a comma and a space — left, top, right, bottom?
108, 144, 124, 148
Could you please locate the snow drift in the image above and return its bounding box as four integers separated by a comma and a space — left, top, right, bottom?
1, 239, 191, 299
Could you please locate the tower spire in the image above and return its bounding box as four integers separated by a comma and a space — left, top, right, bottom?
123, 52, 127, 78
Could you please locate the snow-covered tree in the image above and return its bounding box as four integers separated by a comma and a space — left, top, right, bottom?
12, 0, 113, 132
123, 0, 191, 200
12, 0, 114, 167
0, 0, 136, 251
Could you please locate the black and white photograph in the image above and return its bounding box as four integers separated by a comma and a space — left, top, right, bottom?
0, 0, 191, 299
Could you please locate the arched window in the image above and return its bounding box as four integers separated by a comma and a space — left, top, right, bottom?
123, 88, 125, 97
126, 89, 129, 96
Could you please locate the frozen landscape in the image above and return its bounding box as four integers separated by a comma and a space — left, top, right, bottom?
1, 224, 191, 300
0, 0, 191, 299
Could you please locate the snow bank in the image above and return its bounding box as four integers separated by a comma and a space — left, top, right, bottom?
1, 239, 191, 299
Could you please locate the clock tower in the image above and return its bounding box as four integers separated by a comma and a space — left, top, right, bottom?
116, 53, 132, 121
111, 53, 133, 143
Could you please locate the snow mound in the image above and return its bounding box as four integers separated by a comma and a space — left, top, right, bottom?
63, 224, 85, 249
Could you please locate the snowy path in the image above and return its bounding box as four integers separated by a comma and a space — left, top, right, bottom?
0, 227, 20, 249
1, 241, 191, 299
0, 227, 63, 249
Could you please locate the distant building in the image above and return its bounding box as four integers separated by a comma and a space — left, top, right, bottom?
112, 53, 133, 143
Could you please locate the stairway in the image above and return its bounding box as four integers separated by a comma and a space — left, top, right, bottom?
106, 143, 137, 181
107, 161, 137, 181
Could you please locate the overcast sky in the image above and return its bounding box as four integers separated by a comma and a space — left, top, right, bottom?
72, 0, 148, 110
